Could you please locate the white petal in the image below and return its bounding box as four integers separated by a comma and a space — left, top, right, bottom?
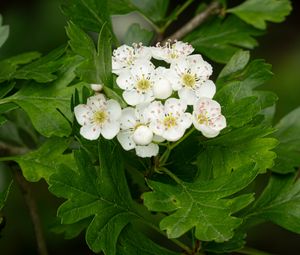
163, 127, 185, 142
130, 61, 155, 78
87, 94, 107, 109
178, 87, 197, 105
133, 126, 153, 145
151, 46, 165, 61
74, 104, 91, 125
119, 107, 137, 130
164, 98, 187, 115
178, 113, 192, 129
143, 101, 164, 122
116, 71, 134, 90
117, 131, 135, 151
135, 103, 149, 122
194, 97, 221, 115
107, 99, 121, 120
166, 69, 182, 91
152, 135, 165, 142
173, 41, 194, 56
149, 121, 164, 136
193, 122, 220, 138
123, 90, 151, 106
80, 124, 101, 140
135, 143, 159, 158
171, 58, 189, 75
101, 121, 120, 139
213, 115, 227, 131
195, 80, 216, 99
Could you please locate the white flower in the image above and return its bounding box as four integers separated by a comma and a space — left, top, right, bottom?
151, 40, 194, 63
169, 54, 215, 105
192, 97, 226, 138
91, 83, 103, 92
117, 106, 159, 158
74, 94, 121, 140
112, 44, 152, 75
144, 98, 192, 142
116, 61, 156, 106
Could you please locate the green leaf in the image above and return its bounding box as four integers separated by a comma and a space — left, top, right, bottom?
228, 0, 292, 30
51, 218, 91, 239
216, 53, 274, 127
97, 23, 113, 87
0, 82, 15, 99
0, 15, 9, 48
218, 50, 250, 79
143, 164, 258, 242
3, 137, 75, 182
124, 23, 154, 46
245, 173, 300, 234
198, 126, 278, 177
67, 22, 113, 87
0, 181, 12, 211
185, 16, 261, 63
13, 45, 67, 83
109, 0, 169, 23
61, 0, 113, 33
130, 0, 169, 23
203, 231, 246, 253
49, 140, 142, 254
272, 107, 300, 173
1, 56, 83, 137
117, 225, 179, 255
0, 52, 41, 83
66, 22, 95, 59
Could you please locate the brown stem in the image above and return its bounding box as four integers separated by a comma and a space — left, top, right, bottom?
163, 1, 221, 43
0, 142, 29, 157
12, 166, 48, 255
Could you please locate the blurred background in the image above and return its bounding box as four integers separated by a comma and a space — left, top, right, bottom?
0, 0, 299, 254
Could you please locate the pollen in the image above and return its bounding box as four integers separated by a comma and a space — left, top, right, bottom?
136, 78, 151, 91
197, 113, 209, 125
164, 115, 177, 128
93, 110, 107, 124
182, 73, 196, 88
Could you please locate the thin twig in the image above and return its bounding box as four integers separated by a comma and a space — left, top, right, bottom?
0, 142, 29, 157
12, 166, 48, 255
163, 1, 221, 43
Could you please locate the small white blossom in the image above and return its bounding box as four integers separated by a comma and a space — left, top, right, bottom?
90, 83, 103, 92
192, 97, 226, 138
169, 54, 215, 105
74, 94, 121, 140
116, 61, 156, 106
117, 106, 159, 158
151, 40, 194, 63
144, 98, 192, 142
112, 44, 152, 75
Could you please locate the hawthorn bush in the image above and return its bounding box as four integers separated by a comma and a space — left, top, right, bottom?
0, 0, 299, 255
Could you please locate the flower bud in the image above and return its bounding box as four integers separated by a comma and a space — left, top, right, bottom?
91, 84, 103, 92
133, 126, 153, 145
153, 78, 172, 99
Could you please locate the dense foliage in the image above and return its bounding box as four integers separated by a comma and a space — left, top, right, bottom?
0, 1, 299, 254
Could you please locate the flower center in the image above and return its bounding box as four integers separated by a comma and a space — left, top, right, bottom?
93, 110, 107, 125
163, 115, 177, 128
169, 52, 178, 59
136, 78, 151, 91
182, 73, 196, 88
197, 113, 209, 125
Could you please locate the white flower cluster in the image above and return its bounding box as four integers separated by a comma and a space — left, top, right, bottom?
74, 41, 226, 158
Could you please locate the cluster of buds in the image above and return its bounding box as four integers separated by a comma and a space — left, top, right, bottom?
74, 41, 226, 157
